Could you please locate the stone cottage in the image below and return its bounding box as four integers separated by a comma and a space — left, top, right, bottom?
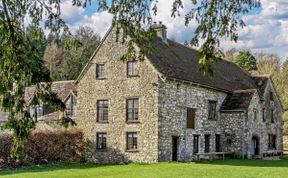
1, 23, 282, 163
0, 80, 77, 130
75, 23, 283, 163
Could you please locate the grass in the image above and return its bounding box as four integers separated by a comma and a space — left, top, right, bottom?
1, 158, 288, 178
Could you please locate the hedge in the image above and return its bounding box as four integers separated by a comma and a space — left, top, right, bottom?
0, 129, 84, 168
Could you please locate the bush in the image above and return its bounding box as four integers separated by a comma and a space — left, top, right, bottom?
0, 129, 84, 168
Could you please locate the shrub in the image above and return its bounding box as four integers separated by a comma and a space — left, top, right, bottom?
0, 129, 84, 168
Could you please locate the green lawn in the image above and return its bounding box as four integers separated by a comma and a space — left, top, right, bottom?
1, 158, 288, 178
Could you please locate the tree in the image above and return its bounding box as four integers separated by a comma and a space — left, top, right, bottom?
0, 0, 261, 157
235, 51, 257, 71
224, 48, 238, 62
43, 26, 101, 80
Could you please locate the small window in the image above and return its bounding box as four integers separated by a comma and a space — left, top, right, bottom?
215, 134, 221, 152
96, 132, 107, 150
262, 108, 266, 122
268, 134, 276, 149
127, 61, 139, 76
193, 135, 199, 154
97, 100, 109, 122
271, 109, 274, 123
204, 134, 210, 153
254, 109, 257, 120
96, 64, 105, 79
126, 98, 139, 122
270, 91, 274, 101
208, 101, 217, 120
187, 108, 196, 129
66, 95, 77, 117
127, 132, 138, 150
30, 104, 42, 118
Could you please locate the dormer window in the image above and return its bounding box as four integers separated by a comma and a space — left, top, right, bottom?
66, 94, 77, 118
96, 64, 105, 79
127, 61, 139, 76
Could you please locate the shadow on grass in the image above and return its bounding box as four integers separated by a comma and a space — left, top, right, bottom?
196, 156, 288, 168
0, 163, 119, 176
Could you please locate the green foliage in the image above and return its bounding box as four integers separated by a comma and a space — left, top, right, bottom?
235, 51, 258, 71
0, 129, 84, 168
0, 0, 73, 158
44, 26, 101, 80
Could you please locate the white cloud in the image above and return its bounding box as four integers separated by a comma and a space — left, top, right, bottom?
45, 0, 288, 59
59, 1, 112, 38
151, 0, 198, 42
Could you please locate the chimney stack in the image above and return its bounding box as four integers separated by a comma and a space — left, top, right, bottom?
151, 21, 167, 42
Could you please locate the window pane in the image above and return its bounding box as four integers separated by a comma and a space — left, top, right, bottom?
96, 64, 105, 78
128, 61, 139, 76
127, 99, 139, 121
97, 133, 107, 150
127, 132, 137, 150
97, 100, 109, 122
208, 101, 217, 120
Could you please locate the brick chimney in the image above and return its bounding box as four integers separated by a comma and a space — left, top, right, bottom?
151, 21, 167, 42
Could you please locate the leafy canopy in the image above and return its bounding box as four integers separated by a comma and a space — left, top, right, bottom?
235, 51, 257, 71
1, 0, 260, 157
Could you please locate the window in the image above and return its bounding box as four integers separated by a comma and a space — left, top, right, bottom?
30, 104, 42, 118
193, 135, 199, 154
187, 108, 196, 129
66, 95, 77, 117
270, 91, 274, 101
262, 108, 266, 122
96, 133, 107, 150
96, 64, 105, 79
215, 134, 221, 152
254, 109, 257, 120
97, 100, 109, 122
208, 101, 217, 120
127, 132, 138, 150
126, 98, 139, 122
268, 134, 276, 149
205, 135, 210, 153
127, 61, 139, 76
271, 109, 274, 123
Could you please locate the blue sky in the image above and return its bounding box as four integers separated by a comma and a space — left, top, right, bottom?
60, 0, 288, 60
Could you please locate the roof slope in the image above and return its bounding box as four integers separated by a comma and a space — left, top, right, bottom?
146, 38, 257, 92
220, 89, 256, 111
252, 76, 269, 99
25, 80, 76, 104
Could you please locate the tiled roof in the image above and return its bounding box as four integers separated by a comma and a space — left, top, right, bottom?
220, 89, 256, 111
25, 80, 76, 104
147, 38, 258, 92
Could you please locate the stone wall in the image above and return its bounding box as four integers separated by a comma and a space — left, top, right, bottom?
158, 80, 227, 162
76, 28, 160, 163
219, 112, 247, 157
244, 80, 283, 158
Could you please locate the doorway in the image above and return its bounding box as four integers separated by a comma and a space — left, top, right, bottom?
252, 135, 260, 158
172, 136, 179, 161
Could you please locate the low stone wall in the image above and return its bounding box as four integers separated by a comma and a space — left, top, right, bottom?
284, 136, 288, 151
